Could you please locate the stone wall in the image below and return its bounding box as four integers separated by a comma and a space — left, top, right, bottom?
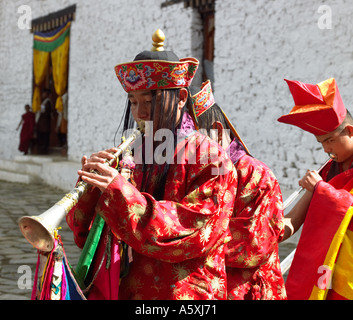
66, 0, 203, 161
1, 0, 353, 189
0, 0, 202, 159
214, 0, 353, 188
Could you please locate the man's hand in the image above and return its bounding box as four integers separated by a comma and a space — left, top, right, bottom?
78, 147, 120, 192
299, 170, 323, 193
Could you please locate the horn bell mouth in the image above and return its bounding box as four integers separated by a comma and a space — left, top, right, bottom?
18, 216, 54, 252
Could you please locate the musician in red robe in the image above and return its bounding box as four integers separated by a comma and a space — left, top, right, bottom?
278, 77, 353, 300
66, 33, 237, 300
190, 81, 286, 300
17, 104, 35, 154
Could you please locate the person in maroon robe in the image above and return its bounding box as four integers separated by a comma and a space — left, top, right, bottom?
17, 104, 35, 154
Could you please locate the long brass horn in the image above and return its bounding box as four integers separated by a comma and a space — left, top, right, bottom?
18, 128, 142, 252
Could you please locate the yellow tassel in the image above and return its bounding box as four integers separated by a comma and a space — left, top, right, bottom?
54, 227, 62, 240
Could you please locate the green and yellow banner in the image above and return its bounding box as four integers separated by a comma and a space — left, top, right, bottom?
33, 20, 71, 52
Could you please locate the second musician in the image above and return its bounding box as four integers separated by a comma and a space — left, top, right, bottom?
278, 77, 353, 300
190, 80, 286, 300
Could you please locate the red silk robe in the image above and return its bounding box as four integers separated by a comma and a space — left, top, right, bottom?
286, 160, 353, 300
225, 154, 286, 300
19, 111, 35, 153
67, 130, 237, 300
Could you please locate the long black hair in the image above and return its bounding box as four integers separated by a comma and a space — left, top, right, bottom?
120, 88, 186, 200
116, 50, 192, 199
196, 103, 231, 138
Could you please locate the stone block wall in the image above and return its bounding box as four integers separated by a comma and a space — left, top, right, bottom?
0, 0, 202, 161
214, 0, 353, 188
1, 0, 353, 189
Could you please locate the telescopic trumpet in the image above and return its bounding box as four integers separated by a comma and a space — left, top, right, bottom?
18, 128, 143, 252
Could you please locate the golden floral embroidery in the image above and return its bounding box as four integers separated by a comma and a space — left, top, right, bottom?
127, 203, 146, 222
67, 131, 237, 300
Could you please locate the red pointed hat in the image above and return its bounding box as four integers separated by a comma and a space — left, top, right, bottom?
278, 78, 346, 135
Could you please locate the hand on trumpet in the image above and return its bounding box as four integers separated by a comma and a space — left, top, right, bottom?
78, 147, 120, 193
298, 170, 323, 193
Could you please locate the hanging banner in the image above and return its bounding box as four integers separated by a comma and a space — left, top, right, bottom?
33, 20, 71, 53
32, 20, 71, 112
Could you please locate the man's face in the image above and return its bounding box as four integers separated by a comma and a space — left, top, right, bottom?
316, 126, 353, 163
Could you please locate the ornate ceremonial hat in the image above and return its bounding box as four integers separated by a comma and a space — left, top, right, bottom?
278, 78, 347, 135
191, 80, 250, 154
191, 80, 215, 118
114, 29, 199, 93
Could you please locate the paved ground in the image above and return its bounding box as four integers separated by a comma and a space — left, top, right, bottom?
0, 180, 296, 300
0, 181, 81, 300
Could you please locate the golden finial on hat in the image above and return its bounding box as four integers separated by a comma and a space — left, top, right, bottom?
151, 29, 165, 51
